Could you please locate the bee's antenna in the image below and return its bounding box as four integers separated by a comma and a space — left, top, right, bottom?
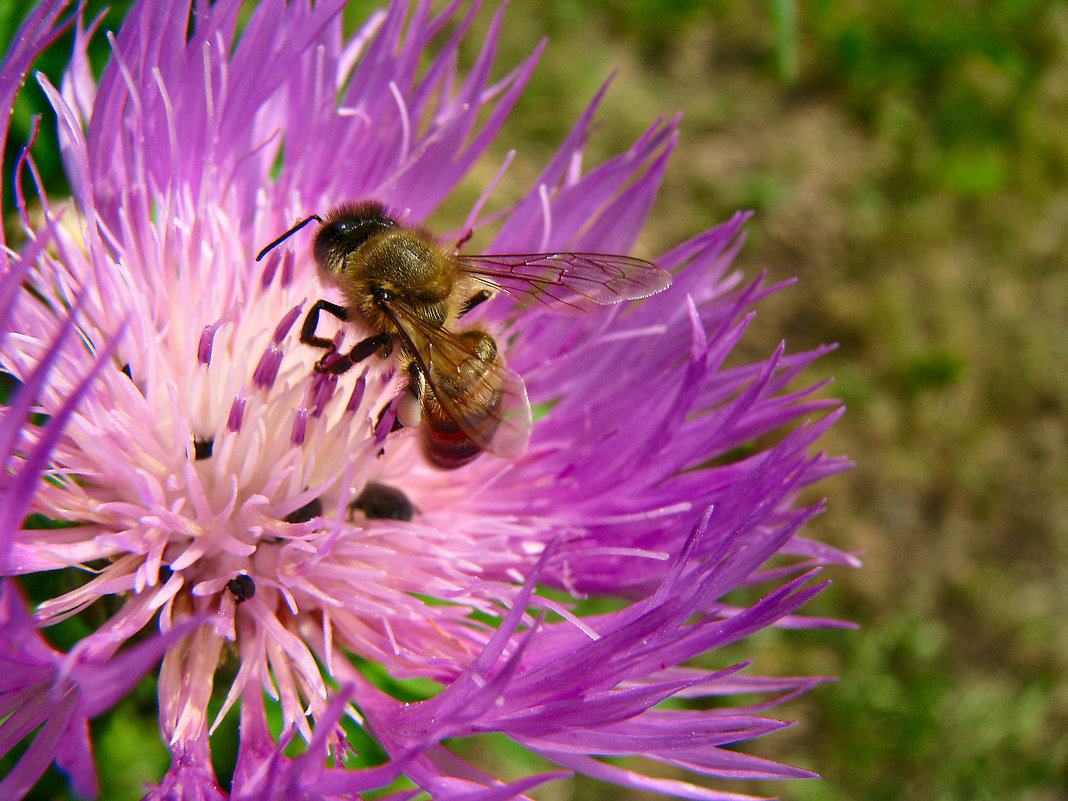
255, 214, 323, 262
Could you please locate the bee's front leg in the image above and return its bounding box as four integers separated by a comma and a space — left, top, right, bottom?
300, 299, 348, 355
301, 299, 391, 375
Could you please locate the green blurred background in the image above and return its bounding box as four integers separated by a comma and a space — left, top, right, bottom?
3, 0, 1067, 799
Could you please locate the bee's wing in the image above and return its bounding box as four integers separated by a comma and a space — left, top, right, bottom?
380, 298, 532, 460
456, 252, 672, 313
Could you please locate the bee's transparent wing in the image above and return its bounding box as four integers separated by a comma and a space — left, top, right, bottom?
456, 252, 672, 313
381, 299, 532, 459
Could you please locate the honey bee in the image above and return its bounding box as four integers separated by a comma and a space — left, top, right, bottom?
256, 201, 671, 468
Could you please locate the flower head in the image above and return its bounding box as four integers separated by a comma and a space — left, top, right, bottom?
1, 1, 855, 799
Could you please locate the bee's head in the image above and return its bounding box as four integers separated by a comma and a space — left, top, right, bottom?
314, 202, 397, 279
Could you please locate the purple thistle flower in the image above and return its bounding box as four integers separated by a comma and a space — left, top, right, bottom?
0, 1, 857, 799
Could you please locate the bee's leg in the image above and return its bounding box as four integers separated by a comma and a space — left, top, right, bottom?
458, 289, 493, 318
300, 299, 348, 352
321, 332, 392, 376
300, 300, 366, 375
407, 361, 426, 400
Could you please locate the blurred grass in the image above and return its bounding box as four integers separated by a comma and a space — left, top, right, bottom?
4, 0, 1068, 799
464, 7, 1068, 798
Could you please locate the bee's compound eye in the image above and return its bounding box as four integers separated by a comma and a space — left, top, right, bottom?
313, 208, 395, 271
313, 222, 348, 271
